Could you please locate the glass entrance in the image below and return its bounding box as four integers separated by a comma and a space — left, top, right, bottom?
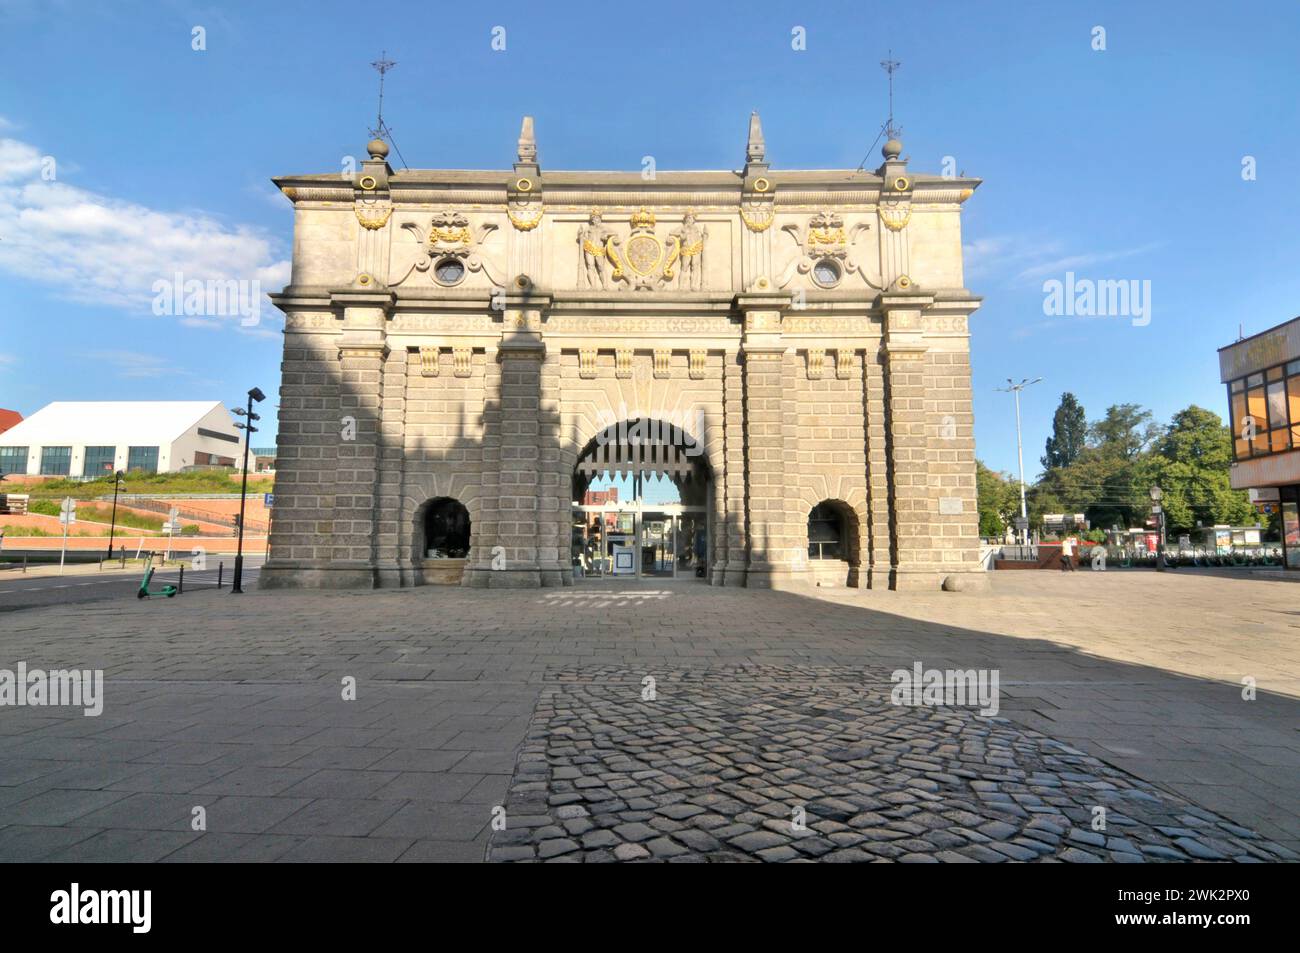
572, 503, 707, 579
571, 417, 712, 580
640, 512, 676, 578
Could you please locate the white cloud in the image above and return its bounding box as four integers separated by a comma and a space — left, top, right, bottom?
0, 127, 290, 326
965, 233, 1161, 287
1014, 243, 1162, 283
81, 350, 186, 379
963, 234, 1066, 281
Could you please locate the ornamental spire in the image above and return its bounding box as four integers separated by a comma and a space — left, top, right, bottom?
517, 115, 537, 164
745, 110, 766, 164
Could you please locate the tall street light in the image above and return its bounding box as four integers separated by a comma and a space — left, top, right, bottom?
995, 377, 1043, 544
104, 467, 125, 559
230, 386, 265, 593
1150, 484, 1165, 573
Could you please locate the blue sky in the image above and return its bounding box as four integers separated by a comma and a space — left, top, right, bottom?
1, 0, 1298, 476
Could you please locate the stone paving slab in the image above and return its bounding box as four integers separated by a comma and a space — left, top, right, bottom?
0, 571, 1297, 861
486, 666, 1292, 863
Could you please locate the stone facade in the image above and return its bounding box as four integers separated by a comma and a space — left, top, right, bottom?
260, 115, 986, 591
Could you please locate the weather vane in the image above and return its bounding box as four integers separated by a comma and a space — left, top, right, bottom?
369, 51, 396, 142
366, 51, 407, 168
856, 50, 904, 171
881, 51, 902, 140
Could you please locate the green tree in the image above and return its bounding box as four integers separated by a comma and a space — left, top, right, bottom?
1088, 403, 1160, 459
1033, 445, 1147, 532
976, 461, 1021, 537
1041, 392, 1087, 471
1146, 406, 1255, 534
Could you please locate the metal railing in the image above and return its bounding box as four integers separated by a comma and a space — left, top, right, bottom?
996, 544, 1039, 562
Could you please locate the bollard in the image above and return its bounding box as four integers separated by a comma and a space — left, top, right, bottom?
179, 565, 184, 595
22, 554, 27, 573
217, 562, 223, 589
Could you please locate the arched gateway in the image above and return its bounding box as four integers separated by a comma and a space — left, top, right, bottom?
259, 114, 988, 592
572, 419, 713, 580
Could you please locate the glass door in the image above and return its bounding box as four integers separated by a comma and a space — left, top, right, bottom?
639, 511, 676, 577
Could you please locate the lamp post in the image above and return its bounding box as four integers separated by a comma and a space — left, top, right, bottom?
995, 377, 1043, 544
1149, 484, 1165, 572
230, 386, 265, 593
104, 468, 124, 559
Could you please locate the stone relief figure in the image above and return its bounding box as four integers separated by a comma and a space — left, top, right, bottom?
668, 210, 708, 291
577, 211, 619, 290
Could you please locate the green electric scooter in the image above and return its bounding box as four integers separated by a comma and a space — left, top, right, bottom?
137, 554, 178, 599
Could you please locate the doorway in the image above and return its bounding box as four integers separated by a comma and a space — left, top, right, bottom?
571, 418, 712, 581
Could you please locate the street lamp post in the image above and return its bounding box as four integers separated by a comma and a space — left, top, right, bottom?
1150, 484, 1165, 573
230, 386, 266, 594
104, 468, 124, 559
995, 377, 1043, 545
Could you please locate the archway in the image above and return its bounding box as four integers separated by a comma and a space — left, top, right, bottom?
415, 497, 471, 585
571, 417, 712, 580
807, 499, 861, 586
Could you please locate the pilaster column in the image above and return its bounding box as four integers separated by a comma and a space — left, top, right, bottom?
880, 288, 937, 589
329, 287, 394, 588
863, 345, 893, 588
717, 348, 747, 585
736, 291, 805, 589
465, 293, 553, 588
373, 345, 409, 587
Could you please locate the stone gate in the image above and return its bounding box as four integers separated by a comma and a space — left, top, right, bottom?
259, 114, 986, 591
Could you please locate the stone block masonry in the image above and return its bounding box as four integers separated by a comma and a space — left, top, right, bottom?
260, 117, 988, 591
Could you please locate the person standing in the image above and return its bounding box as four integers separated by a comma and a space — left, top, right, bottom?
1059, 536, 1076, 571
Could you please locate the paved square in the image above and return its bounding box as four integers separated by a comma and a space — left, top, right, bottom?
1, 570, 1297, 862
491, 667, 1283, 862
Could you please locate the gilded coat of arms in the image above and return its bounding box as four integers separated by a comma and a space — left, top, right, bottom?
579, 208, 707, 291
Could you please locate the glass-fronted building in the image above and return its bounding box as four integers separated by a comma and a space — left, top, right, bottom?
0, 401, 242, 478
1219, 316, 1300, 569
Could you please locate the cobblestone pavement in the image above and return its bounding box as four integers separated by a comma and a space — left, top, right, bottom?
487, 666, 1290, 863
1, 571, 1297, 861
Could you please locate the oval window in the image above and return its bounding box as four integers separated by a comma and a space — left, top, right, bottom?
812, 258, 841, 288
434, 257, 466, 286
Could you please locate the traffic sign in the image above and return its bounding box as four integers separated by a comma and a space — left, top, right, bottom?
264, 493, 274, 507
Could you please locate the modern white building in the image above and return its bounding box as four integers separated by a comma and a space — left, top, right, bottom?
0, 401, 242, 477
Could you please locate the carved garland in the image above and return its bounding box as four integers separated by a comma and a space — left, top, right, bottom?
355, 206, 392, 230
507, 205, 543, 231
880, 207, 912, 232
740, 205, 775, 232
